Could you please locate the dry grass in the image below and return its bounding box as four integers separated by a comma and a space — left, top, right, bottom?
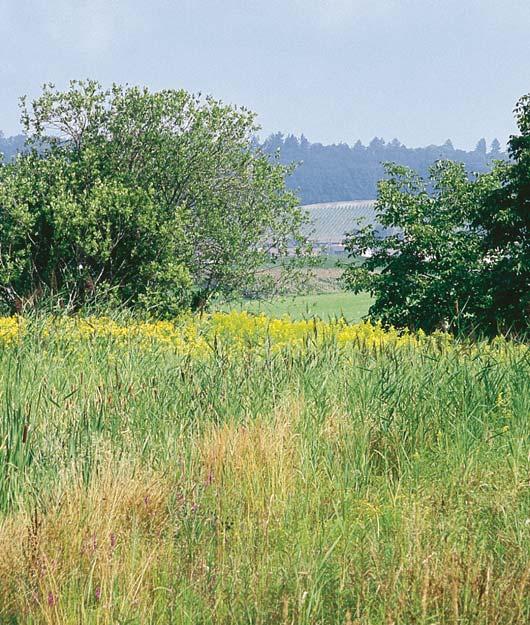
0, 458, 177, 623
199, 401, 302, 513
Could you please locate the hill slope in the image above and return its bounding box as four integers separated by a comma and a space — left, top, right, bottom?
262, 134, 506, 204
303, 200, 377, 244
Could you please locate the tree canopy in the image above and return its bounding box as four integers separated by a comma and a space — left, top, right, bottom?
343, 94, 529, 335
0, 81, 307, 315
261, 133, 506, 205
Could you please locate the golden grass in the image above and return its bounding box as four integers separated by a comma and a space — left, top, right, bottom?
0, 459, 176, 623
0, 437, 527, 624
199, 401, 302, 514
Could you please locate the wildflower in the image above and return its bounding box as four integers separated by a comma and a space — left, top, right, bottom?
47, 591, 57, 607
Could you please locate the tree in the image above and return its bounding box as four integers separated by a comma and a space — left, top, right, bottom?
342, 93, 530, 334
490, 138, 502, 157
475, 96, 530, 331
475, 138, 487, 154
342, 161, 503, 333
0, 151, 192, 315
260, 134, 506, 205
0, 80, 307, 314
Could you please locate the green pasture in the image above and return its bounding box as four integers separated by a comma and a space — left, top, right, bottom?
218, 291, 373, 321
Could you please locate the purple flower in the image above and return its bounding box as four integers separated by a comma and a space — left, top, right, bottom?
47, 591, 57, 607
94, 586, 101, 601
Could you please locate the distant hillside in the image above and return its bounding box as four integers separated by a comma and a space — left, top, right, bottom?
1, 131, 507, 207
0, 132, 26, 161
261, 134, 506, 205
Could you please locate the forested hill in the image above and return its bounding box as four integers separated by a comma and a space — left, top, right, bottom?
261, 134, 506, 204
0, 133, 26, 161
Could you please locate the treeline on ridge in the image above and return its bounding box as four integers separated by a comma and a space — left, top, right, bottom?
260, 133, 506, 204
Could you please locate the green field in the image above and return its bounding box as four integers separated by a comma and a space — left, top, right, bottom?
0, 316, 528, 624
219, 291, 373, 321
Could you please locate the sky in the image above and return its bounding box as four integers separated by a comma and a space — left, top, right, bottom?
1, 0, 530, 149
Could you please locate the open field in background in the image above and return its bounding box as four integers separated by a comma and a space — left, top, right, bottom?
0, 313, 528, 624
220, 291, 373, 322
302, 201, 378, 243
218, 254, 372, 321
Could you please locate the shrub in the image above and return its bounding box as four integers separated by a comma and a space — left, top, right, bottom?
344, 94, 530, 335
0, 81, 307, 315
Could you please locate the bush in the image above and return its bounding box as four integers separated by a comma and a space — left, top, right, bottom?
343, 94, 530, 335
0, 81, 307, 315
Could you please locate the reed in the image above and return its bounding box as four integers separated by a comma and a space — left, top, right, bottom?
0, 314, 528, 624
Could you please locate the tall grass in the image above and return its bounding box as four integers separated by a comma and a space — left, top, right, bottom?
0, 318, 528, 624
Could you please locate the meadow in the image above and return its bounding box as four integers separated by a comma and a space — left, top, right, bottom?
0, 312, 528, 624
217, 253, 372, 322
217, 292, 373, 322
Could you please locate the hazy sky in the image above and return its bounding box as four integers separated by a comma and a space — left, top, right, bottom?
1, 0, 530, 149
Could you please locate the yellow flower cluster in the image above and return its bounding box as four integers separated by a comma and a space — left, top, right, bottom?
207, 312, 427, 351
0, 310, 521, 357
0, 316, 26, 346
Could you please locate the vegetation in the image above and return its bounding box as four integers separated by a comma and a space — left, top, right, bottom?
220, 291, 373, 322
0, 313, 528, 624
343, 94, 529, 335
261, 133, 506, 205
2, 130, 506, 210
0, 81, 307, 316
0, 79, 528, 625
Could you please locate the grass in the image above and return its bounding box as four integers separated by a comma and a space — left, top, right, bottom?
0, 315, 528, 624
218, 291, 373, 322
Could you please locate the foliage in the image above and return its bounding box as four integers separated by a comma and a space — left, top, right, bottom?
0, 314, 528, 624
0, 152, 191, 316
343, 93, 530, 334
342, 161, 502, 332
476, 94, 530, 331
0, 80, 306, 314
1, 130, 506, 207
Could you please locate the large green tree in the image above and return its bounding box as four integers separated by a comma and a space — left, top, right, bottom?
475, 94, 530, 332
0, 80, 306, 314
343, 94, 529, 335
